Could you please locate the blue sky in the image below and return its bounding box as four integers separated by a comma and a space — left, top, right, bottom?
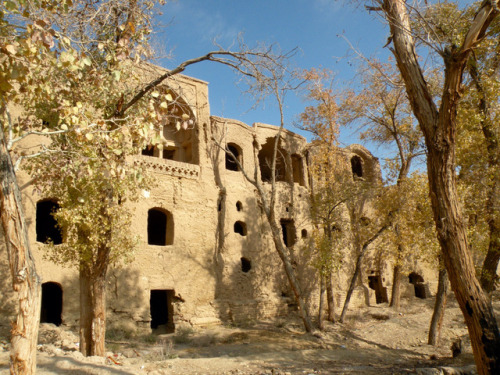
155, 0, 391, 154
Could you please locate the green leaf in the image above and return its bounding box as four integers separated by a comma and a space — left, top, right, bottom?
112, 70, 121, 82
5, 1, 17, 11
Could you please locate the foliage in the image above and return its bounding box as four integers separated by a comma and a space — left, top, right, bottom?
376, 173, 439, 267
6, 0, 175, 271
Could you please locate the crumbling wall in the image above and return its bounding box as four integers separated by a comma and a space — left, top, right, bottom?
0, 68, 444, 334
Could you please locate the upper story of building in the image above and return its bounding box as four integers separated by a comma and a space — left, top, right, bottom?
133, 64, 381, 190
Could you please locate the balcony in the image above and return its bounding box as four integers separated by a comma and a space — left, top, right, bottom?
134, 155, 200, 180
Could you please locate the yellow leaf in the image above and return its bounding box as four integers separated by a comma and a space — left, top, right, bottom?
85, 133, 93, 140
5, 44, 17, 55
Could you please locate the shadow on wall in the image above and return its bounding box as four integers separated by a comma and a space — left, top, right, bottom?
106, 267, 155, 334
0, 257, 170, 338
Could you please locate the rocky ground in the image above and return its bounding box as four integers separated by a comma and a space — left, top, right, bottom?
0, 294, 499, 375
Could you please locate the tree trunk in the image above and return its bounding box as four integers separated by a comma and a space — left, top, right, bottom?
0, 121, 41, 375
468, 61, 500, 295
339, 255, 361, 323
427, 145, 500, 371
318, 274, 325, 330
382, 1, 500, 372
79, 264, 107, 356
326, 272, 335, 322
340, 224, 388, 323
268, 218, 314, 332
389, 263, 402, 309
479, 169, 500, 293
79, 252, 108, 357
428, 267, 449, 346
480, 240, 500, 294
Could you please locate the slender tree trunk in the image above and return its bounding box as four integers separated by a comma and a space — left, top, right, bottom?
468, 62, 500, 295
79, 264, 107, 356
428, 267, 449, 346
326, 272, 335, 322
480, 240, 500, 294
389, 263, 402, 309
0, 121, 41, 375
79, 264, 92, 356
479, 171, 500, 293
318, 274, 325, 330
268, 217, 313, 332
339, 256, 361, 323
340, 224, 388, 323
382, 1, 500, 372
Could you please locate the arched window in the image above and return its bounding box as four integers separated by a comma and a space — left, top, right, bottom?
351, 155, 363, 178
259, 137, 288, 183
36, 200, 62, 244
40, 282, 63, 326
226, 143, 242, 171
147, 208, 174, 246
234, 221, 247, 236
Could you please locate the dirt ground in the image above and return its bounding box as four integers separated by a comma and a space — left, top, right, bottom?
1, 294, 499, 375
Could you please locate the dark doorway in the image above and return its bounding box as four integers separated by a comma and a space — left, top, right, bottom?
36, 200, 62, 244
40, 282, 63, 326
368, 275, 388, 304
150, 289, 175, 333
409, 272, 427, 299
351, 156, 363, 178
280, 219, 296, 247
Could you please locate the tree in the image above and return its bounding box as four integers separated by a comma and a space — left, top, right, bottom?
414, 0, 500, 296
338, 186, 389, 323
212, 60, 314, 333
0, 0, 67, 371
300, 68, 343, 324
369, 0, 500, 372
461, 19, 500, 295
299, 69, 389, 325
338, 60, 427, 309
2, 0, 302, 364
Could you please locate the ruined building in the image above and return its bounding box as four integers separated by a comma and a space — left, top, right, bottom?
0, 66, 435, 333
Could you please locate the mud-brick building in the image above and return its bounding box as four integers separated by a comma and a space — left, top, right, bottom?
0, 65, 436, 334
